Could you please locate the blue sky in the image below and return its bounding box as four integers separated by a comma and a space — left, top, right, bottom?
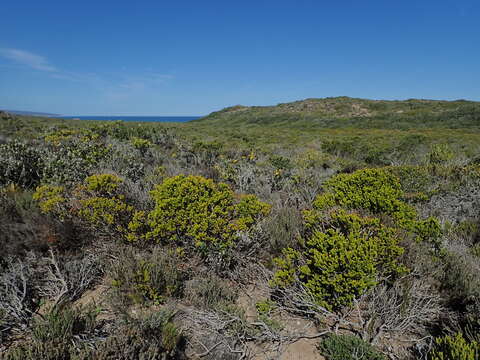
1, 0, 479, 115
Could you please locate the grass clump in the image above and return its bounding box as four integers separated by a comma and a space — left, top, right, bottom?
85, 310, 182, 360
110, 247, 186, 307
318, 333, 386, 360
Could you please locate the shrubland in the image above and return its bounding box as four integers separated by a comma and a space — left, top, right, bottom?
0, 98, 479, 359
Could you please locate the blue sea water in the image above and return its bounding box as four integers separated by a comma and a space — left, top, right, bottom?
58, 116, 201, 123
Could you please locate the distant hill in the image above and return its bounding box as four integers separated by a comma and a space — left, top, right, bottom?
3, 109, 59, 117
196, 97, 480, 129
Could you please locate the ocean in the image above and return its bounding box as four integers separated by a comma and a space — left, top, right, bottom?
58, 116, 201, 123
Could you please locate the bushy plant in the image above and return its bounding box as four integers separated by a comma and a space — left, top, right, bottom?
1, 305, 99, 360
84, 310, 182, 360
32, 185, 66, 214
313, 168, 414, 218
84, 173, 122, 194
41, 133, 112, 184
110, 247, 186, 306
309, 168, 441, 240
131, 136, 152, 155
0, 140, 43, 188
33, 174, 137, 239
272, 210, 406, 310
429, 332, 480, 360
184, 274, 237, 310
429, 144, 454, 165
31, 305, 98, 344
318, 333, 386, 360
78, 196, 134, 230
145, 175, 270, 251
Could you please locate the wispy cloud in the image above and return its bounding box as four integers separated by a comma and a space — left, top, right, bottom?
0, 48, 57, 72
0, 47, 174, 102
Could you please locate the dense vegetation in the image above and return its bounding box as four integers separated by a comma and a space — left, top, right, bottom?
0, 97, 479, 359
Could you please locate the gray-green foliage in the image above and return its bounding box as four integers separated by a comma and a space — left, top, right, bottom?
318, 334, 386, 360
0, 140, 43, 188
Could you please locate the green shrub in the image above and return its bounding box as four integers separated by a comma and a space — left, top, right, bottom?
429, 144, 454, 165
33, 174, 137, 239
110, 247, 186, 306
33, 185, 67, 214
145, 175, 270, 252
318, 333, 386, 360
313, 168, 415, 218
84, 173, 122, 195
84, 310, 182, 360
31, 305, 97, 344
309, 168, 441, 240
184, 274, 237, 310
0, 140, 43, 188
41, 133, 112, 185
272, 210, 406, 310
131, 136, 152, 154
78, 196, 134, 230
1, 305, 99, 360
429, 332, 480, 360
0, 341, 72, 360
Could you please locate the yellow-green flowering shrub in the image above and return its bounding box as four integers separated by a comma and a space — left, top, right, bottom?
33, 174, 137, 239
131, 137, 152, 154
235, 194, 271, 229
84, 173, 122, 195
43, 129, 78, 145
146, 175, 271, 251
76, 175, 136, 235
33, 185, 67, 214
78, 196, 134, 229
272, 210, 406, 311
429, 333, 480, 360
310, 168, 441, 241
313, 168, 414, 217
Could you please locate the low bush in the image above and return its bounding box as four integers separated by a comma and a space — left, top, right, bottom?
272, 210, 406, 311
0, 140, 43, 188
184, 274, 237, 310
1, 305, 100, 360
144, 175, 271, 253
131, 136, 152, 155
318, 333, 386, 360
110, 247, 186, 307
309, 168, 441, 241
85, 310, 182, 360
262, 205, 303, 256
429, 332, 480, 360
33, 174, 137, 239
41, 132, 112, 185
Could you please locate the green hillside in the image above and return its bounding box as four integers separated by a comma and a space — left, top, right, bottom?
197, 96, 480, 129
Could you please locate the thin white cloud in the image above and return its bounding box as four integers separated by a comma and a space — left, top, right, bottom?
0, 48, 57, 72
0, 47, 174, 101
